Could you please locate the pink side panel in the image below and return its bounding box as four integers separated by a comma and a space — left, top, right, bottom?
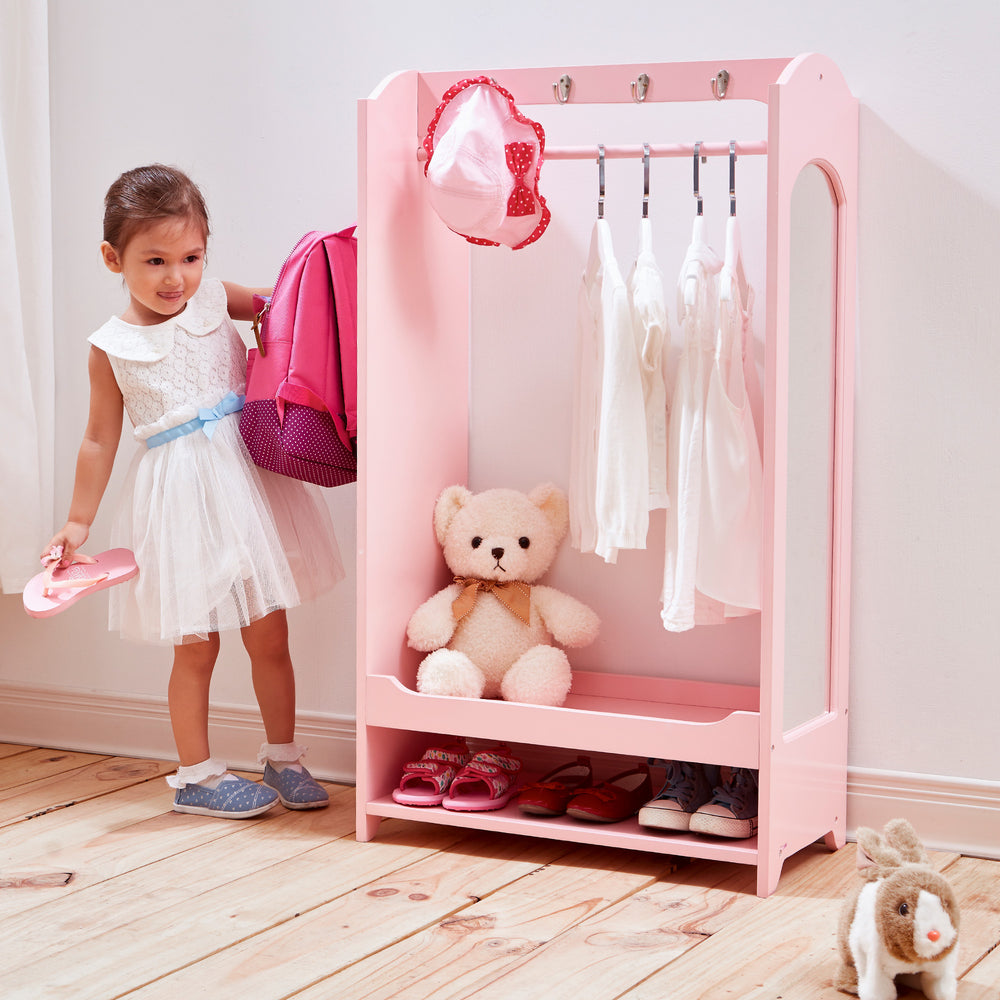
356, 70, 471, 839
758, 53, 858, 897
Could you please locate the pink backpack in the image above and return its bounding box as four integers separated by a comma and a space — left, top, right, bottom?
240, 227, 357, 487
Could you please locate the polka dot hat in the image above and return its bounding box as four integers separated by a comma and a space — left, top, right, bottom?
422, 76, 550, 250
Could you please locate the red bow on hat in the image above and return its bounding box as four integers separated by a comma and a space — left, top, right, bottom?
505, 142, 536, 217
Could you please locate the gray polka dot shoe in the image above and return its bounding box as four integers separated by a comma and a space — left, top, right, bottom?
172, 774, 279, 818
262, 762, 330, 809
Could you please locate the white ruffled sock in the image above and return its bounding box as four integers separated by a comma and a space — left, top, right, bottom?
258, 741, 307, 773
166, 758, 229, 789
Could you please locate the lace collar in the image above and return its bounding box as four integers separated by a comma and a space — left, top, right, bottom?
87, 278, 228, 362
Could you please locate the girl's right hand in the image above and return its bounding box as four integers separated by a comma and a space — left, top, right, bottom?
42, 522, 90, 567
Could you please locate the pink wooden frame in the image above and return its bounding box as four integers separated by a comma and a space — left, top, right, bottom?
356, 54, 857, 897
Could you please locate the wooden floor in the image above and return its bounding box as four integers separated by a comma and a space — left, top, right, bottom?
1, 745, 998, 1000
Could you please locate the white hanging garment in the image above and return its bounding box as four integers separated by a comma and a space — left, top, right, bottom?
697, 214, 763, 611
628, 216, 670, 511
661, 215, 726, 631
570, 218, 648, 563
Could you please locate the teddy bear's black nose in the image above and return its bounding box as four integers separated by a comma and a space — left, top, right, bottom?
492, 547, 504, 561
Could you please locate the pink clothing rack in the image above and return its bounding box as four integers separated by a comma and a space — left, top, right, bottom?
356, 54, 858, 897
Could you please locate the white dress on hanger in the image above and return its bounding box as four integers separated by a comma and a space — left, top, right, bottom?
697, 215, 763, 611
628, 216, 670, 511
570, 218, 649, 563
661, 215, 724, 631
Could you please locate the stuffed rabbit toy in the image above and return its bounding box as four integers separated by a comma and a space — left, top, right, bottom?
835, 818, 960, 1000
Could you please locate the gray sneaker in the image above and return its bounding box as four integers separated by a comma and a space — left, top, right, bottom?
689, 767, 759, 839
637, 760, 719, 832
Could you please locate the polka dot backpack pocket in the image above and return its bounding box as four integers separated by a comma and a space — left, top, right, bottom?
240, 227, 358, 488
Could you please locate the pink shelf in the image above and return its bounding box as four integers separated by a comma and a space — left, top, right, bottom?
365, 672, 761, 769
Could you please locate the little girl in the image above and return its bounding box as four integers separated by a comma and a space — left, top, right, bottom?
45, 164, 344, 818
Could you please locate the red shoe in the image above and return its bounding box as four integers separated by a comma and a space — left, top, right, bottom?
517, 756, 593, 816
565, 764, 652, 823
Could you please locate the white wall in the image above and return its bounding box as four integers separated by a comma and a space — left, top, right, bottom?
0, 1, 998, 802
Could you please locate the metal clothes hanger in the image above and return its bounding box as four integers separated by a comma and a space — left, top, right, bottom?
693, 141, 704, 217
642, 143, 650, 219
729, 139, 737, 217
597, 144, 606, 220
722, 140, 749, 304
685, 141, 707, 309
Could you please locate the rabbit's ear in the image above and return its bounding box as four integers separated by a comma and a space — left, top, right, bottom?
883, 819, 929, 865
856, 826, 904, 870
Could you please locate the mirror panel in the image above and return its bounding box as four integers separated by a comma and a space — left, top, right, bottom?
783, 164, 838, 731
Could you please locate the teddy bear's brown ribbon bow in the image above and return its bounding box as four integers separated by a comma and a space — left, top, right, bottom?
452, 577, 531, 625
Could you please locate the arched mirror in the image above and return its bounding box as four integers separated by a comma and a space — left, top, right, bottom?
783, 164, 839, 732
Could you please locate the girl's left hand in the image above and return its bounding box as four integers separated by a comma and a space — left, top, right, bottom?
42, 521, 90, 567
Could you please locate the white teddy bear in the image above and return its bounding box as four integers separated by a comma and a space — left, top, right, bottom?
406, 483, 600, 707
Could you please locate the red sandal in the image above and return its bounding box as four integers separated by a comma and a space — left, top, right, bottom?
442, 744, 522, 812
391, 738, 471, 806
565, 763, 653, 823
517, 756, 593, 816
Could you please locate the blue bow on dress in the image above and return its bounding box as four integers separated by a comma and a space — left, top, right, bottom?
198, 391, 246, 440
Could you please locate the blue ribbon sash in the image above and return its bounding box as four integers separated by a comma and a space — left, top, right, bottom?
145, 391, 245, 449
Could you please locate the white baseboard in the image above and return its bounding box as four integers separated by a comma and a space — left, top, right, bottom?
847, 766, 1000, 861
1, 679, 996, 862
0, 680, 356, 783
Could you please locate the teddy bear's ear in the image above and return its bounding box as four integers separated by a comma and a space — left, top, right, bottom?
528, 483, 569, 542
434, 485, 472, 546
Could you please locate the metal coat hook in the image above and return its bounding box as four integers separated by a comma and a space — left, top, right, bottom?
729, 140, 737, 216
631, 73, 650, 104
597, 144, 606, 219
554, 74, 572, 104
711, 69, 731, 100
642, 143, 650, 219
693, 141, 704, 216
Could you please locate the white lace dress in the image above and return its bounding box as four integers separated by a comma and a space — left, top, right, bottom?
88, 278, 344, 644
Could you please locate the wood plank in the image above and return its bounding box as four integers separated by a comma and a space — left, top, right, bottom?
3, 826, 557, 999
0, 755, 176, 828
2, 785, 358, 975
0, 743, 35, 759
117, 831, 576, 1000
947, 941, 1000, 999
423, 859, 760, 1000
0, 747, 109, 790
0, 773, 341, 919
299, 845, 675, 1000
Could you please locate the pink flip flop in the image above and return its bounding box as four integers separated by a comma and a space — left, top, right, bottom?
23, 547, 139, 619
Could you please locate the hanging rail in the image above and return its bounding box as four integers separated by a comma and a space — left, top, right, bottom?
416, 139, 765, 162
541, 139, 765, 160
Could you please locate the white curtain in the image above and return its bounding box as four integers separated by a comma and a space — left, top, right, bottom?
0, 0, 54, 592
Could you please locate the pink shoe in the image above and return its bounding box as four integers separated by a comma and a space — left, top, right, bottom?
391, 738, 471, 806
23, 547, 138, 619
442, 744, 522, 812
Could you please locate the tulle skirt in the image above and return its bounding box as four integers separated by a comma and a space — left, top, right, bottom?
109, 414, 344, 644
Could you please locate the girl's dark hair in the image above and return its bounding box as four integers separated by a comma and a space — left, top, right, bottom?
103, 164, 210, 250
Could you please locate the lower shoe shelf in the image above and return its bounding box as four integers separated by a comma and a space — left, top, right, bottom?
364, 794, 759, 867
